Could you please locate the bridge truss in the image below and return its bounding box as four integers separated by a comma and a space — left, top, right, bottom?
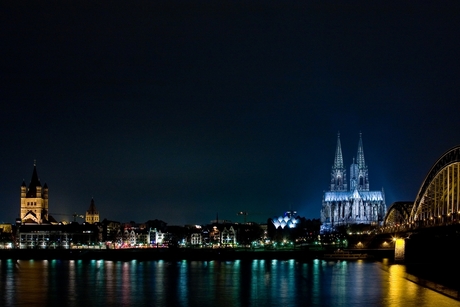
411, 146, 460, 227
384, 201, 413, 227
383, 145, 460, 231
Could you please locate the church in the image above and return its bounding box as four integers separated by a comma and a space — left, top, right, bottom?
320, 133, 386, 229
20, 162, 50, 224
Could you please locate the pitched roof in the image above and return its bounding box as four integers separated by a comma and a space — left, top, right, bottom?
87, 198, 98, 214
26, 164, 42, 198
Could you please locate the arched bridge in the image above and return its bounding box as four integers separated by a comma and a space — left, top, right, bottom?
382, 145, 460, 232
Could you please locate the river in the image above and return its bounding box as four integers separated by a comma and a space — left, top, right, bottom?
0, 258, 458, 306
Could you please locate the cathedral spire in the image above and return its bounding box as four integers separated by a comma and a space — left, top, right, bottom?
357, 132, 366, 169
356, 132, 369, 191
334, 132, 344, 169
330, 132, 347, 191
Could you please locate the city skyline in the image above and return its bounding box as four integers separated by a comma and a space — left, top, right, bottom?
2, 2, 460, 225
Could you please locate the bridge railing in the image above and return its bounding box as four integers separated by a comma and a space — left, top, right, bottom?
381, 215, 460, 233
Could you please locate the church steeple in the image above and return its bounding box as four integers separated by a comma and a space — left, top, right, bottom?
330, 132, 347, 191
334, 132, 344, 169
85, 197, 100, 224
356, 132, 369, 191
26, 161, 42, 198
357, 132, 366, 169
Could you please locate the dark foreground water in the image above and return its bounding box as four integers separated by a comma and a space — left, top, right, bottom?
0, 258, 458, 307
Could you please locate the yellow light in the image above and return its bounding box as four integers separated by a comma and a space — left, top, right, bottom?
394, 238, 405, 261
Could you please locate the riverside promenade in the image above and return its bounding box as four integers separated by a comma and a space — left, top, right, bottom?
0, 247, 394, 261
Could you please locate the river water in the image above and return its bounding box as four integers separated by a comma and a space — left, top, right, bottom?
0, 258, 458, 307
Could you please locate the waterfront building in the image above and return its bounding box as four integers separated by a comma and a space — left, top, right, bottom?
101, 219, 121, 243
190, 233, 202, 245
85, 198, 100, 224
210, 226, 221, 244
136, 230, 150, 246
0, 224, 14, 248
150, 228, 165, 246
270, 210, 300, 229
20, 162, 50, 224
221, 226, 236, 246
119, 222, 150, 247
185, 225, 203, 246
320, 133, 386, 229
17, 224, 100, 249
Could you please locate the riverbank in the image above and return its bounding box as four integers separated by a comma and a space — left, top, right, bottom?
404, 263, 460, 301
0, 247, 394, 261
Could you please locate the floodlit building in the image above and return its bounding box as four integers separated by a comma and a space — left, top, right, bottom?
190, 233, 202, 245
18, 224, 100, 249
320, 133, 386, 229
221, 226, 236, 246
85, 198, 100, 224
271, 210, 300, 229
20, 162, 50, 224
150, 228, 165, 246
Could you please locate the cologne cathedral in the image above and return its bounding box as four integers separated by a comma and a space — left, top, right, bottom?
320, 133, 386, 229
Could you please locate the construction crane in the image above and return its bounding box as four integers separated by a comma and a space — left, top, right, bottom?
72, 213, 85, 223
237, 211, 267, 224
237, 211, 248, 223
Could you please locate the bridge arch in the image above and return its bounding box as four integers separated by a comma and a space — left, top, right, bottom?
383, 201, 413, 227
410, 145, 460, 227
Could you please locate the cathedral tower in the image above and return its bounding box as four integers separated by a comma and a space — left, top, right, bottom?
330, 133, 347, 191
356, 132, 369, 191
20, 162, 49, 224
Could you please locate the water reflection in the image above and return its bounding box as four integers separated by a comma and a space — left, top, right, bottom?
0, 259, 458, 306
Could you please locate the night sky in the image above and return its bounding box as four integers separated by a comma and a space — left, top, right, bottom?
2, 1, 460, 225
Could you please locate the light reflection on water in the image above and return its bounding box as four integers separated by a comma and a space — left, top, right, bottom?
0, 258, 458, 307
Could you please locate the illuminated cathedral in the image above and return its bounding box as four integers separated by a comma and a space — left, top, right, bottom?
320, 133, 386, 229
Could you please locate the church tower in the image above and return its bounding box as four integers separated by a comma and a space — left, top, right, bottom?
356, 132, 369, 191
20, 162, 49, 224
350, 158, 358, 191
85, 198, 100, 224
330, 133, 347, 191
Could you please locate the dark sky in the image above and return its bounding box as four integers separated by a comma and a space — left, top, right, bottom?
1, 1, 460, 225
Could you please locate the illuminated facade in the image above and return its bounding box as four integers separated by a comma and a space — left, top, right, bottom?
321, 133, 386, 228
191, 233, 202, 245
221, 226, 236, 246
271, 210, 300, 229
85, 198, 100, 224
20, 162, 49, 224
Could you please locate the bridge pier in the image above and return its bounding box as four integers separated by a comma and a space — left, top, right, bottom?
403, 228, 460, 264
394, 238, 405, 262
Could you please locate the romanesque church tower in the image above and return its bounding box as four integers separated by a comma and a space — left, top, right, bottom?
20, 162, 49, 224
85, 198, 100, 224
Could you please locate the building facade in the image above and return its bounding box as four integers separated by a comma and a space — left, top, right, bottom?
20, 162, 49, 224
321, 133, 386, 229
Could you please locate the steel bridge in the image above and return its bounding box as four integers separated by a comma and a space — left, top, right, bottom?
382, 145, 460, 233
